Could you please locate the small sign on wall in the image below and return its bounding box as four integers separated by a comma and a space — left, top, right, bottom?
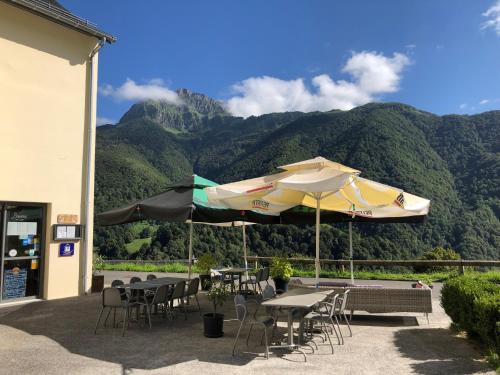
52, 224, 83, 240
59, 243, 74, 257
57, 214, 78, 224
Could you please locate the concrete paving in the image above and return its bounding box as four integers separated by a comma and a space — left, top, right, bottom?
0, 271, 494, 375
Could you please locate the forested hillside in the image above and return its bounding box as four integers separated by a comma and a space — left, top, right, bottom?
94, 90, 499, 264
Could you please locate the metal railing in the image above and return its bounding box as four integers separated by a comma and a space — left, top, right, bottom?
246, 256, 500, 273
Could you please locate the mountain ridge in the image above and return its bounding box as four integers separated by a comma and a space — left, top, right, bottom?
94, 97, 500, 263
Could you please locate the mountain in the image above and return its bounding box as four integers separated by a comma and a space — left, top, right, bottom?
94, 92, 500, 263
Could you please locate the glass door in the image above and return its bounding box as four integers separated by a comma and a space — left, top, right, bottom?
0, 203, 45, 302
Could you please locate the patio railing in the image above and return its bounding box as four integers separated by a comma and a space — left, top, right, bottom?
246, 256, 500, 274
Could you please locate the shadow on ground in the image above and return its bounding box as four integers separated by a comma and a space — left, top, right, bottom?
394, 328, 492, 375
351, 314, 419, 327
0, 293, 286, 372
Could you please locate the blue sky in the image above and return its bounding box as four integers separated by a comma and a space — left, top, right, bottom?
64, 1, 500, 124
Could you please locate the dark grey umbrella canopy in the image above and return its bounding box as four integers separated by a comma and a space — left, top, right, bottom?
97, 175, 278, 226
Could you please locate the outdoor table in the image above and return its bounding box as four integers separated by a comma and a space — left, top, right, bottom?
217, 267, 248, 293
261, 288, 334, 360
116, 277, 189, 308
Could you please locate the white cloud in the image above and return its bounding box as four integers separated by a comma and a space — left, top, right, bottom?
96, 116, 116, 126
99, 78, 182, 104
459, 103, 468, 109
479, 99, 490, 105
225, 51, 411, 118
482, 1, 500, 35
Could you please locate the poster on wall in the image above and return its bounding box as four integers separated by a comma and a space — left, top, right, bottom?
2, 268, 27, 300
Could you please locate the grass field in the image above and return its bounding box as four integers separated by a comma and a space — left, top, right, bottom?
124, 238, 151, 254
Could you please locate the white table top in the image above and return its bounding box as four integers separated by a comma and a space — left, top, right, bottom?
261, 288, 333, 308
118, 277, 188, 289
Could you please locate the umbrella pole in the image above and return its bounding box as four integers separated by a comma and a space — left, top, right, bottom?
242, 222, 249, 279
349, 222, 354, 284
188, 221, 193, 281
315, 196, 321, 286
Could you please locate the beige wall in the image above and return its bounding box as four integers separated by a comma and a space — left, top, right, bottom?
0, 2, 99, 299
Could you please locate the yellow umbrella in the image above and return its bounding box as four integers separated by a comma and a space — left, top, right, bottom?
206, 157, 429, 284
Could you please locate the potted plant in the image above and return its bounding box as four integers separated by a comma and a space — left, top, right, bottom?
196, 253, 217, 291
270, 256, 293, 293
203, 280, 229, 338
91, 253, 105, 293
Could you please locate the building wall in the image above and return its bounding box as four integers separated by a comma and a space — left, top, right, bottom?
0, 2, 99, 299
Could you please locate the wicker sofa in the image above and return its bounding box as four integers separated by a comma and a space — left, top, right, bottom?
294, 281, 433, 320
341, 287, 433, 316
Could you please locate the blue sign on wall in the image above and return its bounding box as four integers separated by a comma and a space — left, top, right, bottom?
59, 243, 74, 257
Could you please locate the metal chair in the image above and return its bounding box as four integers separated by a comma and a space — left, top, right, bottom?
261, 267, 270, 286
168, 281, 187, 320
111, 279, 128, 301
94, 287, 135, 336
145, 284, 170, 324
303, 294, 340, 354
334, 290, 352, 344
184, 278, 201, 314
241, 268, 263, 293
130, 276, 142, 283
146, 274, 157, 280
232, 294, 276, 359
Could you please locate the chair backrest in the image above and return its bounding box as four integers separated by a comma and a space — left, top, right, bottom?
130, 276, 142, 284
261, 267, 270, 282
254, 268, 263, 282
102, 287, 123, 307
234, 294, 247, 322
327, 294, 340, 318
339, 289, 350, 313
147, 274, 157, 280
262, 285, 276, 301
152, 285, 169, 304
111, 279, 124, 287
171, 281, 186, 299
186, 278, 199, 296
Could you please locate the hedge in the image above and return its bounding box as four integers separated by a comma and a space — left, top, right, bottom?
441, 273, 500, 365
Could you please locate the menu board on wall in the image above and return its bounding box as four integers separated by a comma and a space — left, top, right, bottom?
2, 269, 27, 300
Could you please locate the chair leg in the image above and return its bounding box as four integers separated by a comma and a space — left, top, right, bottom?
146, 303, 152, 329
232, 321, 244, 356
195, 295, 201, 315
321, 319, 334, 354
330, 317, 341, 345
94, 307, 104, 334
113, 308, 117, 328
104, 307, 112, 327
122, 307, 128, 337
343, 312, 353, 337
334, 315, 344, 345
246, 323, 254, 346
264, 327, 269, 359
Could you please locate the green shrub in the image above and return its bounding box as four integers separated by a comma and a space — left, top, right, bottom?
415, 246, 460, 273
270, 257, 293, 281
196, 253, 217, 275
441, 273, 500, 362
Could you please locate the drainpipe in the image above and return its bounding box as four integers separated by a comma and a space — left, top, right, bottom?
83, 38, 105, 295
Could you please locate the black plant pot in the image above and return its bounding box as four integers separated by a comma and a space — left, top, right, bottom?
273, 278, 289, 293
91, 274, 104, 293
200, 274, 212, 291
203, 313, 224, 338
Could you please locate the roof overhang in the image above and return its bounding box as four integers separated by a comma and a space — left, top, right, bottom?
3, 0, 116, 43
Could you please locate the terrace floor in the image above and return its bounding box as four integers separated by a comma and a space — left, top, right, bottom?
0, 271, 494, 375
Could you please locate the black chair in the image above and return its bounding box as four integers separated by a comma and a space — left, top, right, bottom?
241, 268, 264, 293
168, 281, 187, 320
94, 288, 135, 336
111, 279, 128, 301
184, 278, 201, 314
146, 274, 157, 280
130, 276, 142, 284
